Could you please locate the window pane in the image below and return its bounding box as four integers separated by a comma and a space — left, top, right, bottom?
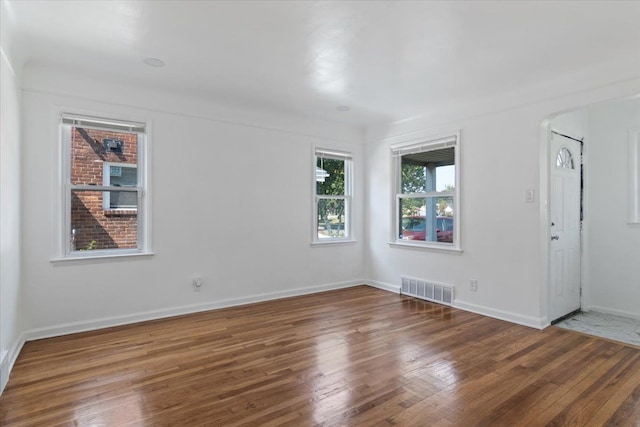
556, 146, 575, 169
70, 126, 138, 185
109, 165, 137, 186
317, 198, 346, 239
108, 166, 138, 209
316, 158, 345, 195
109, 191, 137, 209
435, 196, 454, 243
401, 147, 455, 194
399, 197, 426, 240
71, 190, 137, 251
399, 196, 454, 243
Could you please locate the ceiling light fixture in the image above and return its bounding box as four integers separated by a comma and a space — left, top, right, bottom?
143, 57, 165, 68
336, 105, 350, 111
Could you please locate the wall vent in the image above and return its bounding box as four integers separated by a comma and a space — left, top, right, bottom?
401, 276, 454, 306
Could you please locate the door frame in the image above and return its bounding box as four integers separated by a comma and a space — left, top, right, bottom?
539, 118, 587, 327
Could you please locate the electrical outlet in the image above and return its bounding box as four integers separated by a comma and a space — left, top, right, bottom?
193, 277, 203, 292
470, 279, 478, 292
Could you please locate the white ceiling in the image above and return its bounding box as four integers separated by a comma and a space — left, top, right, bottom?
2, 0, 640, 126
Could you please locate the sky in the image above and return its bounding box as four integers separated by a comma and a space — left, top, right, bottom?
436, 165, 455, 191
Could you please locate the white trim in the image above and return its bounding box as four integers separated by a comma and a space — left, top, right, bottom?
61, 113, 146, 133
23, 280, 365, 341
389, 132, 458, 153
453, 300, 547, 330
311, 239, 357, 246
581, 138, 591, 311
365, 280, 401, 294
0, 350, 6, 394
539, 120, 552, 326
0, 47, 17, 79
315, 148, 353, 161
629, 128, 640, 223
50, 251, 154, 263
583, 305, 640, 320
364, 279, 545, 328
23, 83, 362, 146
387, 241, 463, 254
0, 334, 26, 395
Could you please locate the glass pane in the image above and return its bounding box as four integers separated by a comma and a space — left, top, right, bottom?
401, 147, 455, 194
317, 198, 346, 239
71, 190, 137, 251
109, 165, 137, 186
399, 197, 426, 240
108, 166, 138, 209
316, 158, 345, 195
109, 191, 137, 209
556, 146, 575, 169
399, 196, 454, 243
70, 126, 138, 185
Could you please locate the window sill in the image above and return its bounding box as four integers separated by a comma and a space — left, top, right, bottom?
50, 251, 154, 264
311, 239, 358, 247
103, 209, 137, 217
388, 241, 463, 254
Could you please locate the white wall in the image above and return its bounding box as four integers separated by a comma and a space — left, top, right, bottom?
365, 73, 640, 328
0, 48, 22, 392
550, 109, 589, 141
585, 97, 640, 318
20, 65, 365, 337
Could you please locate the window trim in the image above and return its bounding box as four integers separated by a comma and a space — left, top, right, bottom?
390, 132, 461, 251
629, 128, 640, 224
57, 112, 152, 260
102, 162, 138, 211
312, 147, 354, 244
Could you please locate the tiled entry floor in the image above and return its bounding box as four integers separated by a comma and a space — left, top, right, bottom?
555, 311, 640, 348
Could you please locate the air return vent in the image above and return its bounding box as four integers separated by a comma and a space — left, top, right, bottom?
401, 276, 454, 305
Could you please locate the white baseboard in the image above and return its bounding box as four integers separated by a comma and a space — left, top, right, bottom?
583, 305, 640, 320
364, 279, 545, 329
453, 300, 546, 330
24, 280, 365, 341
364, 280, 400, 294
0, 333, 26, 394
0, 350, 6, 393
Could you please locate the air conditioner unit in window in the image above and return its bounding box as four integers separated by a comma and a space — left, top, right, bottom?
103, 138, 123, 153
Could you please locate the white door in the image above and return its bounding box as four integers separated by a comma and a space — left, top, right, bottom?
549, 133, 582, 322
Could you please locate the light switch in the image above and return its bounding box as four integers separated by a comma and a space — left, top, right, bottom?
525, 189, 535, 203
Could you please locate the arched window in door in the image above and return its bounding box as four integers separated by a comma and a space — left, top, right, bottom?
556, 146, 575, 169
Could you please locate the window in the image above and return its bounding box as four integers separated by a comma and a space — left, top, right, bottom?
392, 134, 459, 249
314, 148, 353, 242
103, 163, 138, 210
60, 114, 149, 257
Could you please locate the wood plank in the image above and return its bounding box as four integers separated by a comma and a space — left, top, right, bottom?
1, 286, 639, 426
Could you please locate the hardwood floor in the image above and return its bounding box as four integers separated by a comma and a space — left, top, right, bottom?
1, 286, 640, 426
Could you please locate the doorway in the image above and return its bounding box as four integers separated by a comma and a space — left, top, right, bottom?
548, 131, 582, 322
542, 96, 640, 333
541, 108, 588, 326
